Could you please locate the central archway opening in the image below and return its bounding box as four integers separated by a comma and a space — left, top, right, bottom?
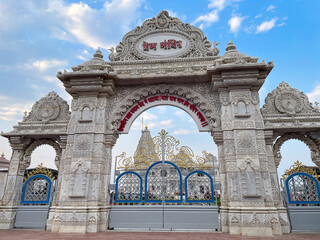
110, 105, 220, 230
112, 105, 218, 183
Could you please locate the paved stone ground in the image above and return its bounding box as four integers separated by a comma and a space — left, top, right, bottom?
0, 230, 320, 240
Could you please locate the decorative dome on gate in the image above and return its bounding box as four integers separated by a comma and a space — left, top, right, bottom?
71, 48, 111, 73
215, 40, 259, 66
0, 153, 9, 170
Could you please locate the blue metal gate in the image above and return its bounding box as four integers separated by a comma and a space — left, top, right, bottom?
282, 169, 320, 232
14, 166, 56, 229
111, 161, 218, 229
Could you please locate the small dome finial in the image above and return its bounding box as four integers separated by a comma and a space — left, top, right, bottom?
94, 47, 103, 58
226, 40, 236, 51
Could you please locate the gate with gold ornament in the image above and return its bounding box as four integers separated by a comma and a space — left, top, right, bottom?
109, 130, 220, 230
280, 161, 320, 232
14, 164, 57, 229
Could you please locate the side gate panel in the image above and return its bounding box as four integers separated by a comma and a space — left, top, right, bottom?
14, 205, 51, 229
288, 206, 320, 232
109, 206, 163, 229
163, 205, 219, 230
14, 175, 53, 229
284, 172, 320, 232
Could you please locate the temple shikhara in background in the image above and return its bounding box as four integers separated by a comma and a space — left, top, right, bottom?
1, 11, 320, 236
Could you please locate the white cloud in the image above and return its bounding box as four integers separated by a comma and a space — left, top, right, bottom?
208, 0, 227, 10
140, 112, 157, 121
44, 76, 65, 90
77, 55, 87, 61
256, 18, 277, 33
44, 76, 57, 83
307, 85, 320, 103
255, 14, 262, 19
175, 110, 185, 117
159, 119, 174, 128
193, 10, 219, 27
31, 59, 68, 71
194, 0, 241, 29
173, 129, 198, 135
0, 95, 33, 121
45, 0, 144, 49
266, 5, 276, 12
130, 112, 158, 130
158, 106, 167, 114
228, 15, 246, 34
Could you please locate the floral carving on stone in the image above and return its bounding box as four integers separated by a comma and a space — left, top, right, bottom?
261, 81, 319, 116
108, 10, 220, 61
23, 91, 70, 123
236, 131, 255, 149
75, 135, 92, 151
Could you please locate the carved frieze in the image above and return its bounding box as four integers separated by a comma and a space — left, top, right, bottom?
107, 83, 221, 133
74, 135, 92, 151
236, 131, 255, 149
261, 81, 319, 117
23, 91, 70, 123
108, 11, 220, 61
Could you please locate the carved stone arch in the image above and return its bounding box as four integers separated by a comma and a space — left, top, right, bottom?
273, 133, 320, 168
261, 81, 319, 116
23, 139, 62, 170
231, 96, 250, 106
106, 84, 221, 134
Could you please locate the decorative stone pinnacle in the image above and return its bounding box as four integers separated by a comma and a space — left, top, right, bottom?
93, 47, 103, 58
226, 40, 236, 51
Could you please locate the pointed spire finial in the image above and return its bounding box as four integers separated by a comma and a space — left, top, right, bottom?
94, 47, 103, 58
1, 152, 4, 158
141, 118, 144, 131
226, 40, 236, 51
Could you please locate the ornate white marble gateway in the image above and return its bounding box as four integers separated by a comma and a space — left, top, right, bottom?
1, 10, 320, 236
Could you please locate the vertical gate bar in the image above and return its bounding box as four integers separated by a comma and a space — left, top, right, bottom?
161, 129, 165, 228
213, 156, 217, 206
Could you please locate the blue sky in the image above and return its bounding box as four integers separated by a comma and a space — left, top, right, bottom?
0, 0, 319, 177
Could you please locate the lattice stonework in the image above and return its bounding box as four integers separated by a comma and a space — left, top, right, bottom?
146, 161, 182, 202
22, 175, 51, 204
115, 172, 142, 202
286, 172, 320, 204
186, 171, 214, 203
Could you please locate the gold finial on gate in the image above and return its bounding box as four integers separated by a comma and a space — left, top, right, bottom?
282, 160, 318, 179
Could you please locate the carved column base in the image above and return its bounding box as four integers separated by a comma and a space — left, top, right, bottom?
0, 206, 18, 229
220, 206, 290, 236
47, 206, 110, 233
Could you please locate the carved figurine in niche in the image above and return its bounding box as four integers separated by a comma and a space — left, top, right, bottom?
236, 101, 248, 115
240, 159, 261, 197
70, 160, 89, 198
245, 162, 257, 195
80, 106, 92, 121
